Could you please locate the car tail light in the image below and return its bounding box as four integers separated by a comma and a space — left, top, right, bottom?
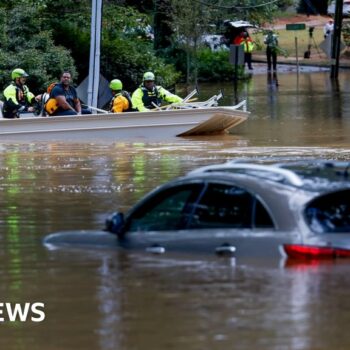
283, 244, 350, 259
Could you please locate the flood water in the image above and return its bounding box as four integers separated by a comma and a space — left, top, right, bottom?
1, 68, 350, 349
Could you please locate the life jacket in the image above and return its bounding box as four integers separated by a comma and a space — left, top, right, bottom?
109, 90, 134, 112
241, 38, 254, 53
141, 86, 161, 109
47, 82, 58, 94
44, 82, 59, 115
6, 83, 29, 105
264, 34, 278, 48
3, 83, 32, 118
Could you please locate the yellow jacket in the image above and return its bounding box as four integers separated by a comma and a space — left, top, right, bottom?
3, 83, 35, 107
132, 85, 183, 112
110, 95, 130, 113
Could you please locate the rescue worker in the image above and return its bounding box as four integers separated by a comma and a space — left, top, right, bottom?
234, 32, 254, 70
241, 32, 254, 70
109, 79, 133, 113
264, 30, 279, 71
3, 68, 38, 118
131, 72, 183, 112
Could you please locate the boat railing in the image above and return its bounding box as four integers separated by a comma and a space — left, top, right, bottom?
159, 96, 247, 112
182, 88, 199, 103
157, 91, 224, 111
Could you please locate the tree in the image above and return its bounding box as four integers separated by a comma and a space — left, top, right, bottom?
169, 0, 215, 85
297, 0, 328, 15
154, 0, 173, 51
0, 4, 76, 95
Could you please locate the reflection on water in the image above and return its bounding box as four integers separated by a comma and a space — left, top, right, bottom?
0, 70, 350, 349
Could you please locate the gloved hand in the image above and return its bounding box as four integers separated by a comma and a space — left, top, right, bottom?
18, 106, 26, 113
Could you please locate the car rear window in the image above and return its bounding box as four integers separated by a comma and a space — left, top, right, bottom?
305, 189, 350, 233
188, 183, 274, 229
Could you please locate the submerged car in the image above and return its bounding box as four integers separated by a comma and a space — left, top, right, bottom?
44, 160, 350, 262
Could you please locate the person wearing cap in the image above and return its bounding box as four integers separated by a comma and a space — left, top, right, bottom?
108, 79, 133, 113
3, 68, 39, 118
264, 30, 279, 71
131, 72, 183, 112
324, 19, 334, 39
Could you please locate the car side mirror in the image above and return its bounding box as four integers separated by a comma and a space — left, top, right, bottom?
105, 212, 125, 236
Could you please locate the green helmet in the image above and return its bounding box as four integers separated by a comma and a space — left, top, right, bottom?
11, 68, 29, 80
109, 79, 123, 91
143, 72, 155, 81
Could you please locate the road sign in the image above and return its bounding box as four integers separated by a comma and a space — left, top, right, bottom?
229, 45, 244, 65
286, 23, 306, 31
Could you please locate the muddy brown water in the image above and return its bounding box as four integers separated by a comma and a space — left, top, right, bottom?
1, 69, 350, 349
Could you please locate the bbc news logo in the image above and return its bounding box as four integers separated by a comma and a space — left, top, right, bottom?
0, 303, 45, 322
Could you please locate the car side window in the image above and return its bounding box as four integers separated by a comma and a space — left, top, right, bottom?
305, 189, 350, 233
127, 184, 203, 232
188, 183, 274, 229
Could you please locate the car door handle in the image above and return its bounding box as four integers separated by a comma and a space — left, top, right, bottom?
146, 244, 166, 254
215, 243, 236, 256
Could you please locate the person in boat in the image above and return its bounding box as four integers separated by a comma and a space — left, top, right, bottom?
109, 79, 133, 113
131, 71, 183, 112
3, 68, 40, 118
46, 71, 91, 116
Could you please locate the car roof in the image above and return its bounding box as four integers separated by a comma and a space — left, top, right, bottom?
186, 160, 350, 194
223, 20, 257, 28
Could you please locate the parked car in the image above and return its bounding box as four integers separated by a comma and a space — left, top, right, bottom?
201, 34, 228, 51
44, 160, 350, 262
327, 0, 350, 17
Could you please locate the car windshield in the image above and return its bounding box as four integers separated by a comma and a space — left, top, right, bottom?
305, 189, 350, 233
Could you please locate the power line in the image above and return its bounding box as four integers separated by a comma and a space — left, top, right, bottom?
195, 0, 281, 10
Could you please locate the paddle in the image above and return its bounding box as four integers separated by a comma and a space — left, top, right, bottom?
82, 104, 109, 114
152, 88, 198, 110
152, 98, 199, 111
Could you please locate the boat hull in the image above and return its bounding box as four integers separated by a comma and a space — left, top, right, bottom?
0, 107, 248, 142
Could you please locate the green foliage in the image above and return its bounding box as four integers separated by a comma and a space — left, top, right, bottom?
196, 48, 236, 82
101, 37, 180, 92
342, 22, 350, 46
45, 2, 179, 90
100, 4, 179, 91
0, 4, 76, 95
49, 22, 90, 83
0, 0, 298, 96
296, 0, 328, 14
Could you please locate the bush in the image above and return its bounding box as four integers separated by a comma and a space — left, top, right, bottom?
197, 48, 236, 82
101, 37, 180, 92
0, 6, 76, 96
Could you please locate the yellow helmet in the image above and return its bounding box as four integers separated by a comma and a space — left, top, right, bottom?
109, 79, 123, 91
143, 72, 155, 81
12, 68, 29, 80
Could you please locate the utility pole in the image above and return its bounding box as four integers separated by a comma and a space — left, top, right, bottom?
330, 0, 343, 78
87, 0, 102, 108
